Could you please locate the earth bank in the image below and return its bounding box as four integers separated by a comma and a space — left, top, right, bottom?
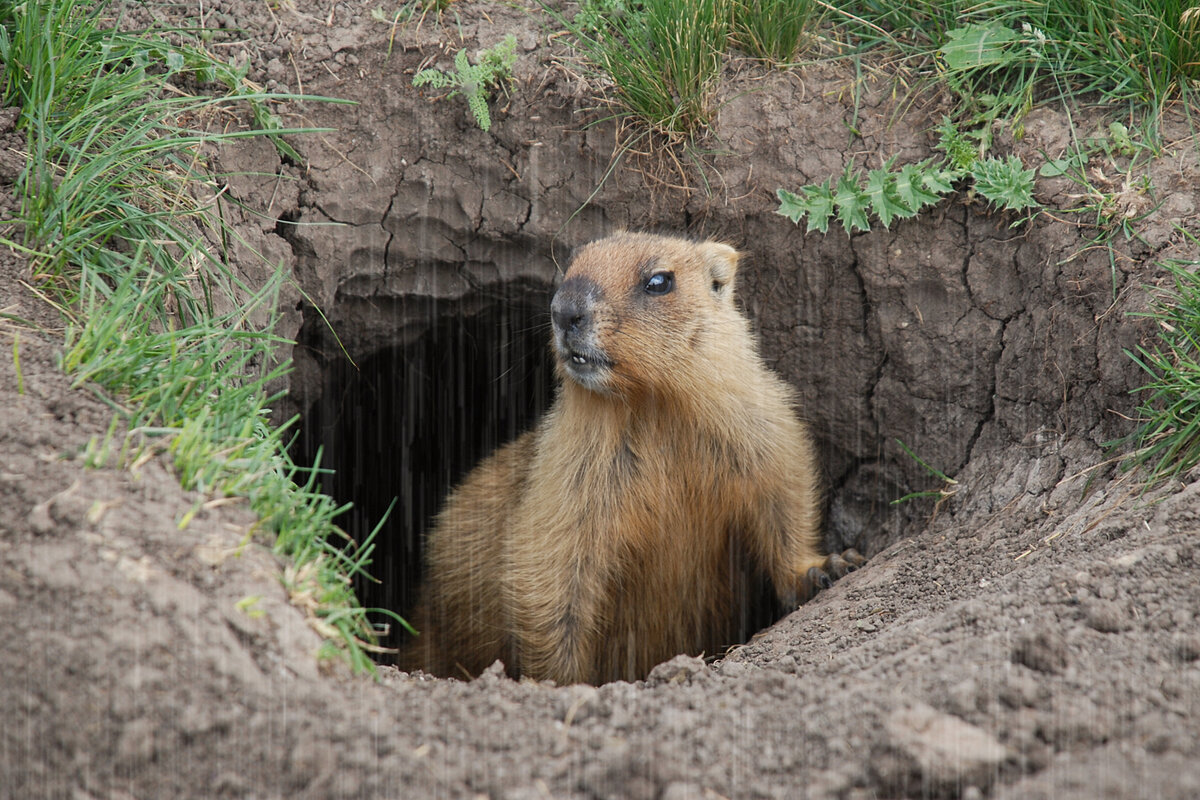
2, 1, 1200, 798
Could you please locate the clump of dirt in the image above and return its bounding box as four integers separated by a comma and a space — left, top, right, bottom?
4, 1, 1200, 798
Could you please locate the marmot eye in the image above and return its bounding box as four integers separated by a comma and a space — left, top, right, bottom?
644, 272, 674, 295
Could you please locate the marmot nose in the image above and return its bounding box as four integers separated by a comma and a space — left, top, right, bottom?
551, 278, 600, 334
552, 298, 587, 333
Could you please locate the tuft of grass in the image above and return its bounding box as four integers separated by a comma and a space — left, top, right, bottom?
554, 0, 1199, 155
837, 0, 1200, 129
730, 0, 820, 64
562, 0, 731, 138
1, 0, 391, 669
1118, 246, 1200, 487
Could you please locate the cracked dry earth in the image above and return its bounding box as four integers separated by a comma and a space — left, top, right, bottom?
3, 1, 1200, 798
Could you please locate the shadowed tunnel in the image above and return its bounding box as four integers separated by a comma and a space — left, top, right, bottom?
293, 285, 556, 649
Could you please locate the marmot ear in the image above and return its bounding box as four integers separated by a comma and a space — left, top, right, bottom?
702, 241, 739, 297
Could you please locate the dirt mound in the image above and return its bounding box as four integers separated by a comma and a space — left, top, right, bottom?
4, 1, 1200, 798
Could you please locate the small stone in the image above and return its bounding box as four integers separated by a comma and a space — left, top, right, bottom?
873, 703, 1009, 795
1111, 549, 1146, 570
1012, 630, 1068, 674
715, 659, 748, 679
774, 654, 797, 674
1172, 633, 1200, 662
558, 685, 603, 724
1085, 600, 1131, 633
476, 660, 509, 686
265, 58, 286, 82
997, 672, 1045, 709
0, 106, 21, 133
646, 654, 708, 685
28, 501, 55, 534
661, 782, 706, 800
946, 678, 980, 716
116, 717, 159, 766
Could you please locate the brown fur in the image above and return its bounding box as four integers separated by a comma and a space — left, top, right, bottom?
401, 232, 845, 684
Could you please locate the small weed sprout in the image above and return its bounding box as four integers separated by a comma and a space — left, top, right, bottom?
571, 0, 636, 35
1039, 121, 1156, 251
970, 155, 1038, 212
413, 35, 518, 132
892, 439, 958, 514
371, 1, 455, 56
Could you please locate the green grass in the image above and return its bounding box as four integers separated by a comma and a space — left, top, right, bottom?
562, 0, 733, 138
1, 0, 394, 671
1119, 243, 1200, 487
559, 0, 1199, 139
836, 0, 1200, 130
730, 0, 820, 64
891, 438, 958, 506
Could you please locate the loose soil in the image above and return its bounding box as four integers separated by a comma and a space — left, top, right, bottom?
3, 2, 1200, 798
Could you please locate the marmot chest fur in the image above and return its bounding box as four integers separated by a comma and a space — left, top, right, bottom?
402, 232, 859, 684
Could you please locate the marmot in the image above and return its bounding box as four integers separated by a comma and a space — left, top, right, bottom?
400, 232, 862, 684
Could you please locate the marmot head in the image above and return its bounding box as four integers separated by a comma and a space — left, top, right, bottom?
550, 232, 743, 397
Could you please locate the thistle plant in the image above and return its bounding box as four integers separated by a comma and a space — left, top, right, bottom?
777, 117, 1039, 235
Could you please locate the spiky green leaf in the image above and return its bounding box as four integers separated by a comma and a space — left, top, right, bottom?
776, 180, 835, 234
834, 167, 870, 233
971, 155, 1039, 211
865, 163, 910, 228
922, 167, 957, 196
894, 162, 943, 213
802, 179, 835, 234
776, 187, 806, 224
934, 115, 978, 172
413, 68, 455, 89
467, 91, 492, 131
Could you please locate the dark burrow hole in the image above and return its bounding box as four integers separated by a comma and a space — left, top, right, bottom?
293, 284, 556, 652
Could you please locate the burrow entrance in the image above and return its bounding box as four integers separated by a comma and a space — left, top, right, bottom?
287, 271, 858, 662
289, 269, 889, 664
292, 283, 556, 645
